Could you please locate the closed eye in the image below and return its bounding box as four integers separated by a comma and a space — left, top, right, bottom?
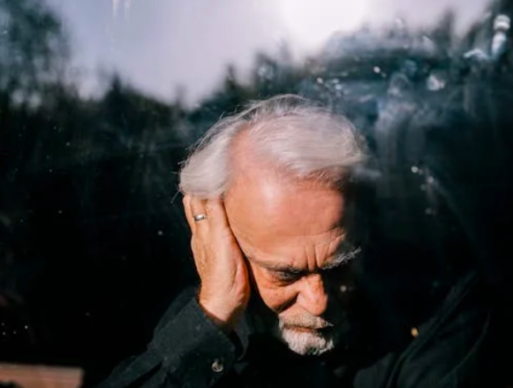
272, 269, 303, 284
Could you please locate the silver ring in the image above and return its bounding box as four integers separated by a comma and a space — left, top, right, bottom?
193, 214, 207, 222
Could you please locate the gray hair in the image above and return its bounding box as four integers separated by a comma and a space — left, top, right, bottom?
179, 95, 366, 198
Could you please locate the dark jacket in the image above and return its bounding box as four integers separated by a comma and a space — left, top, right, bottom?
97, 272, 500, 388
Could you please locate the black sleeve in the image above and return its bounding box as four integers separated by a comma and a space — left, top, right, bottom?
354, 272, 498, 388
394, 273, 493, 388
97, 290, 238, 388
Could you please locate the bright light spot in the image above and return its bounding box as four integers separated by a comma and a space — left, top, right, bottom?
276, 0, 369, 51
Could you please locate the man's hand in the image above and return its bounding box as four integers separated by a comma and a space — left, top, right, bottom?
183, 195, 250, 332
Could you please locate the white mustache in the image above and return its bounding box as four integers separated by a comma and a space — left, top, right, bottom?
279, 315, 335, 330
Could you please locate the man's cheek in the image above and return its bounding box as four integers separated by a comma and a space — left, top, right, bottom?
261, 285, 297, 313
251, 271, 274, 298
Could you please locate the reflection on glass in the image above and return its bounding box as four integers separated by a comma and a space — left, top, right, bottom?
1, 0, 512, 387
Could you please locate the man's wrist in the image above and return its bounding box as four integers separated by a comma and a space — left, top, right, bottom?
198, 295, 240, 334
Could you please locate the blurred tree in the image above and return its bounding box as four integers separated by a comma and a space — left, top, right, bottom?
429, 11, 456, 54
0, 0, 69, 108
188, 66, 253, 138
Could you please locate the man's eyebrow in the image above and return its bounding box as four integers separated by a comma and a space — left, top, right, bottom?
321, 247, 361, 270
244, 255, 304, 273
244, 248, 361, 273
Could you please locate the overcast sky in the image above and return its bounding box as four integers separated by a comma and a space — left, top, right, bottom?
45, 0, 491, 105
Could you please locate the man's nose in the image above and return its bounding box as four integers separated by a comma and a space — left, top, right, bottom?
296, 273, 329, 317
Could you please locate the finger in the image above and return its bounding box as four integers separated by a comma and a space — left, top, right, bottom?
190, 196, 210, 239
182, 195, 196, 234
190, 236, 204, 270
206, 198, 234, 240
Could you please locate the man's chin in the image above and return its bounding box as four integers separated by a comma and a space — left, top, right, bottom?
278, 327, 337, 356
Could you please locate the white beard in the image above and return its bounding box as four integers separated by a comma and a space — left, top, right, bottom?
272, 316, 340, 356
278, 326, 336, 356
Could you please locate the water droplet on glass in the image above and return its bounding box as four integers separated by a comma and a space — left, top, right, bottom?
427, 74, 446, 91
492, 15, 511, 58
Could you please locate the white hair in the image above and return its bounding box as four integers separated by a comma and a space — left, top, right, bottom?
179, 95, 366, 198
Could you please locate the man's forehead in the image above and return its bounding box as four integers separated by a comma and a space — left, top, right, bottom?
238, 229, 351, 270
225, 179, 346, 238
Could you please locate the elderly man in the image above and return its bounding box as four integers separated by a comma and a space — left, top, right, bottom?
98, 95, 496, 388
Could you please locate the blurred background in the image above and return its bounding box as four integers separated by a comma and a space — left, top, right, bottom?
1, 0, 512, 386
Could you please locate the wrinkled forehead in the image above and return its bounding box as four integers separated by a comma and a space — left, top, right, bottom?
224, 172, 349, 271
